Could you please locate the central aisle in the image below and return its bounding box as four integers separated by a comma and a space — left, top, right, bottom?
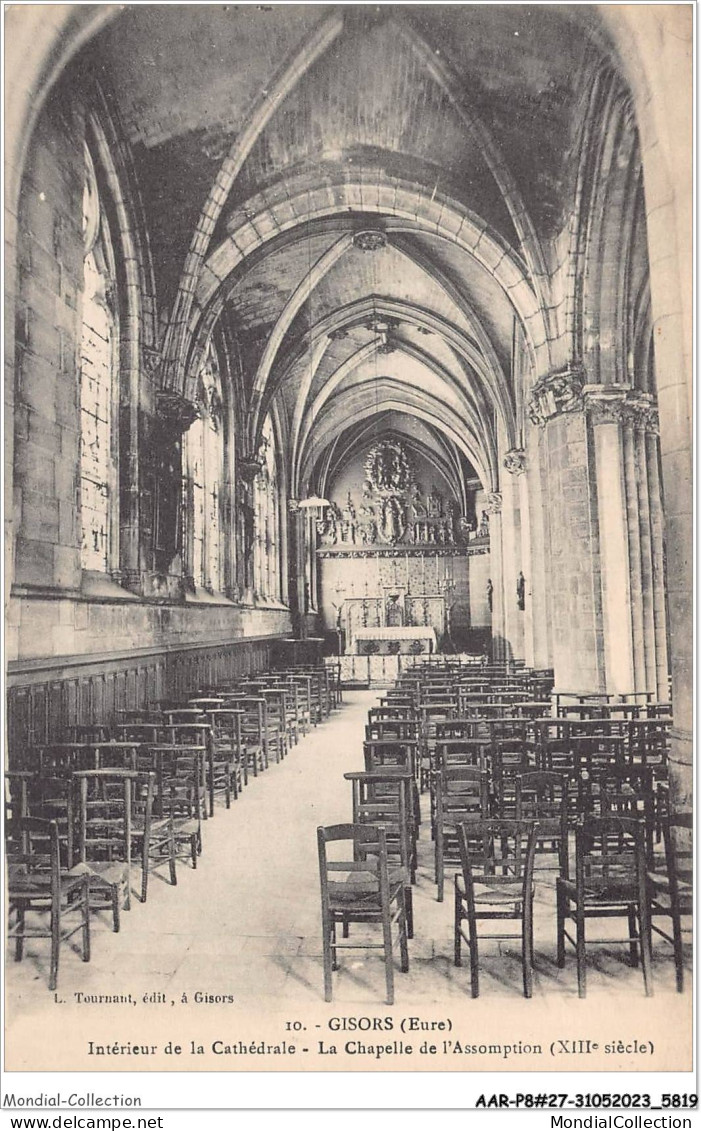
7, 688, 685, 1033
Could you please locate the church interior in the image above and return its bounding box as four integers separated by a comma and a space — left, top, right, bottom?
4, 4, 693, 1032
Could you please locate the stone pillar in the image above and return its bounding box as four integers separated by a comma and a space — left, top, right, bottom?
631, 405, 658, 696
528, 367, 605, 693
486, 493, 505, 660
525, 429, 553, 669
503, 448, 528, 663
644, 428, 670, 703
286, 498, 303, 636
585, 387, 635, 696
621, 409, 646, 692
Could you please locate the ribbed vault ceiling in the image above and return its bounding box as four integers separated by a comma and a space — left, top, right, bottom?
83, 4, 612, 497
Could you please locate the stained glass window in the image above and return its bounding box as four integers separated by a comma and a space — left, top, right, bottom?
183, 341, 225, 592
253, 415, 281, 602
79, 148, 117, 573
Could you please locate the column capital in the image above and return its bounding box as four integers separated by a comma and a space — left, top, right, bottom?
503, 448, 527, 475
583, 385, 660, 432
627, 392, 659, 434
486, 491, 503, 514
527, 366, 585, 426
583, 383, 631, 425
155, 390, 199, 435
239, 455, 264, 483
288, 498, 301, 514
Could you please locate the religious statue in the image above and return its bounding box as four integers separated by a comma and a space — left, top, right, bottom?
357, 504, 378, 544
316, 502, 340, 546
517, 571, 526, 610
340, 492, 356, 543
443, 498, 456, 544
427, 486, 443, 519
479, 510, 490, 537
379, 495, 407, 544
365, 440, 410, 494
386, 593, 405, 627
487, 578, 493, 611
409, 481, 427, 519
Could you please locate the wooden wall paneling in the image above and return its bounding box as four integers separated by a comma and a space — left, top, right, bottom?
7, 638, 281, 764
47, 679, 65, 742
80, 675, 94, 728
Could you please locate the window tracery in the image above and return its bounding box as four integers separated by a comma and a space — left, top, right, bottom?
79, 146, 118, 574
183, 340, 226, 592
253, 415, 281, 602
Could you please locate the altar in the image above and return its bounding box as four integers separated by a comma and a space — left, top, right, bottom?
353, 626, 437, 655
342, 592, 445, 654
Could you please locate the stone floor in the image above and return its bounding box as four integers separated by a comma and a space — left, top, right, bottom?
5, 690, 692, 1072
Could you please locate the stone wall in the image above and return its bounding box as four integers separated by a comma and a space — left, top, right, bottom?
7, 81, 291, 713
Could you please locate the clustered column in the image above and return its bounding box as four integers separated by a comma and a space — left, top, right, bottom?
527, 367, 604, 693
485, 492, 505, 660
527, 370, 668, 700
583, 385, 668, 699
502, 448, 528, 663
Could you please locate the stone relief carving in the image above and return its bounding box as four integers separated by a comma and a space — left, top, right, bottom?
527, 366, 585, 426
527, 375, 660, 435
487, 492, 503, 514
504, 448, 526, 475
317, 439, 483, 550
353, 230, 387, 252
155, 390, 199, 436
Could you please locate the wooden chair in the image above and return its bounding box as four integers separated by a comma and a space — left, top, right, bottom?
221, 696, 267, 774
363, 738, 419, 776
454, 818, 538, 998
70, 764, 173, 911
556, 816, 652, 998
285, 674, 313, 734
345, 769, 416, 927
70, 769, 138, 930
130, 769, 177, 903
23, 773, 76, 868
153, 746, 205, 870
65, 724, 113, 743
434, 766, 490, 901
646, 812, 692, 991
158, 722, 212, 816
491, 736, 531, 817
205, 708, 247, 802
6, 817, 91, 991
515, 771, 569, 873
317, 823, 409, 1005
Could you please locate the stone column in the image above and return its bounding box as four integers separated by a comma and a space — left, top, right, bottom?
629, 399, 659, 696
621, 405, 646, 692
528, 367, 605, 693
585, 386, 635, 696
534, 433, 555, 669
286, 498, 303, 636
486, 493, 505, 660
644, 424, 670, 702
503, 448, 528, 663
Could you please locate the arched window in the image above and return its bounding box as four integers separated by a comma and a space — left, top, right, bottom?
253, 415, 281, 602
79, 146, 118, 573
183, 340, 225, 592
